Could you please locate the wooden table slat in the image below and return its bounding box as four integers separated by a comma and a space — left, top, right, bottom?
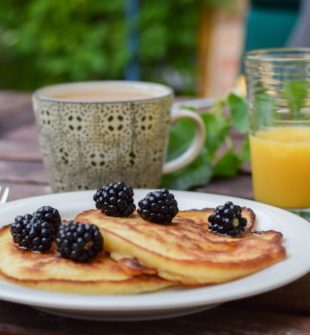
2, 124, 38, 141
0, 139, 41, 161
0, 161, 48, 184
0, 301, 310, 335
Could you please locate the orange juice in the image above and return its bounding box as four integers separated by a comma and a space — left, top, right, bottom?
250, 127, 310, 208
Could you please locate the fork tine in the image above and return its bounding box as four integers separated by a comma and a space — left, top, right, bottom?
0, 187, 9, 204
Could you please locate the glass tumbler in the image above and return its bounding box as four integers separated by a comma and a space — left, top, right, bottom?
245, 48, 310, 220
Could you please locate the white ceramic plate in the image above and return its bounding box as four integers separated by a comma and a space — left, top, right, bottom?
0, 190, 309, 321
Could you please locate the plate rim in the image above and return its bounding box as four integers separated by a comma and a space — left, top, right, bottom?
0, 189, 309, 312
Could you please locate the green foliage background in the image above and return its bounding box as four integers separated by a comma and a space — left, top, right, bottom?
0, 0, 231, 92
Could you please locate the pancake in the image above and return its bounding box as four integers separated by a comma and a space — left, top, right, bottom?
0, 225, 174, 295
75, 209, 286, 285
176, 207, 256, 231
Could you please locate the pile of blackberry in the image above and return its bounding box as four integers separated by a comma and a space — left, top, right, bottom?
94, 182, 135, 217
10, 205, 104, 262
56, 221, 103, 262
33, 206, 61, 231
10, 213, 56, 252
10, 182, 179, 262
137, 189, 178, 224
10, 206, 61, 252
208, 201, 247, 237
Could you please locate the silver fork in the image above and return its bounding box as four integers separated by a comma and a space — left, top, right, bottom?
0, 186, 9, 204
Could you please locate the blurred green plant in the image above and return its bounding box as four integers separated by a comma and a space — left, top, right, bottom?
250, 80, 310, 132
0, 0, 233, 92
283, 80, 310, 117
164, 78, 310, 190
0, 1, 128, 90
161, 92, 249, 189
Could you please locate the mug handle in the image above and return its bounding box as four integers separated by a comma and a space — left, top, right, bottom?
162, 108, 206, 174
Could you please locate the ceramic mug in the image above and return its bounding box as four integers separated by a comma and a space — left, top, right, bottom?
32, 81, 205, 192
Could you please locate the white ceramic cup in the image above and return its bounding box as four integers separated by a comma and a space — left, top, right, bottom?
33, 81, 205, 192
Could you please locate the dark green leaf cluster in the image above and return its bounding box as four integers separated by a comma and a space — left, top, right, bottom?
161, 93, 249, 189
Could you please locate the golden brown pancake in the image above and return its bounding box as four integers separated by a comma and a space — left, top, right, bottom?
176, 207, 256, 232
0, 225, 174, 294
75, 209, 286, 285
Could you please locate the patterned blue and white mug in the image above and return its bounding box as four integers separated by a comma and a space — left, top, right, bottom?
33, 81, 205, 192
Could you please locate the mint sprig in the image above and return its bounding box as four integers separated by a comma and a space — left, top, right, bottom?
161, 92, 249, 189
283, 80, 310, 117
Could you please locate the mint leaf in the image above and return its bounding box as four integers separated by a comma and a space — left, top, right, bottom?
283, 80, 310, 116
164, 92, 251, 190
166, 118, 195, 161
254, 87, 275, 128
160, 152, 212, 190
227, 92, 248, 133
239, 136, 250, 162
213, 149, 242, 177
202, 113, 230, 159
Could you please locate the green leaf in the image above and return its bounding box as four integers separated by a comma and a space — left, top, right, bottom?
160, 153, 212, 190
227, 92, 248, 133
282, 80, 310, 116
164, 93, 250, 189
239, 136, 250, 162
213, 149, 242, 177
202, 113, 230, 159
254, 87, 275, 129
166, 117, 196, 161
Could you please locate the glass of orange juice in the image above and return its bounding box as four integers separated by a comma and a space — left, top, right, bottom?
245, 49, 310, 220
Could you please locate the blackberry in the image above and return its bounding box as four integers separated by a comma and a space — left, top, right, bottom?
137, 189, 178, 224
93, 182, 135, 217
56, 221, 103, 262
10, 214, 55, 252
208, 201, 247, 237
33, 206, 61, 231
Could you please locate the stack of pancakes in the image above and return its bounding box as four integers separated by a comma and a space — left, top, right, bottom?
0, 207, 286, 294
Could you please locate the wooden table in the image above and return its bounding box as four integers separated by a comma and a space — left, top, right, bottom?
0, 91, 309, 334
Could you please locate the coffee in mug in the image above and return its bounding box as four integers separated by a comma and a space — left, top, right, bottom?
32, 81, 205, 192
